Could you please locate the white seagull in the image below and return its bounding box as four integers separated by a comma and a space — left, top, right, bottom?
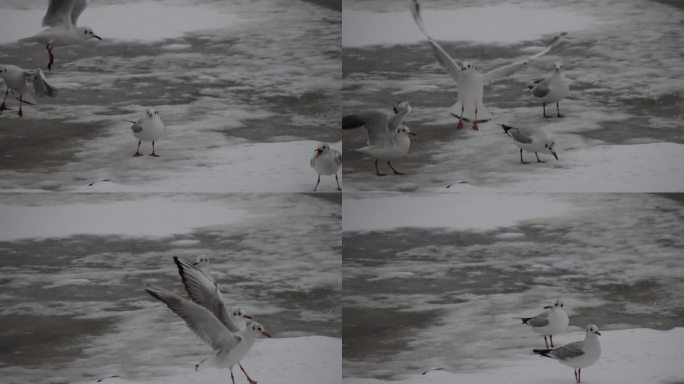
0, 65, 58, 117
310, 143, 342, 192
19, 0, 102, 71
145, 282, 270, 384
516, 299, 569, 348
127, 108, 166, 157
534, 324, 602, 383
529, 62, 571, 118
343, 101, 416, 176
410, 0, 564, 131
500, 124, 558, 164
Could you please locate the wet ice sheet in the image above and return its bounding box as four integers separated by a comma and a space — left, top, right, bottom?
342, 193, 684, 379
0, 193, 341, 383
342, 0, 684, 192
0, 0, 341, 193
344, 328, 684, 383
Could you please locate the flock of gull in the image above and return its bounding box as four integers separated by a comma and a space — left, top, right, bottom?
344, 0, 571, 174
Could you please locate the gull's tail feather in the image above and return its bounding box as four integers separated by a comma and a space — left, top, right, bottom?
32, 68, 58, 97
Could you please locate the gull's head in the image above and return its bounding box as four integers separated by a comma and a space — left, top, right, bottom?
194, 255, 210, 266
396, 125, 416, 137
80, 27, 102, 41
552, 298, 564, 310
544, 140, 558, 160
554, 62, 565, 73
232, 307, 253, 320
393, 100, 411, 114
586, 324, 601, 336
315, 142, 330, 158
146, 108, 160, 119
462, 61, 474, 71
247, 321, 271, 338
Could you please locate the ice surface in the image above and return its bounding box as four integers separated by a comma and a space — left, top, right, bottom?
79, 336, 341, 384
344, 328, 684, 383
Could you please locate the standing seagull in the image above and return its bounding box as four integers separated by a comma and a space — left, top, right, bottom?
127, 108, 166, 157
343, 101, 416, 176
534, 324, 602, 383
529, 62, 571, 118
516, 299, 569, 348
0, 65, 58, 117
500, 124, 558, 164
410, 0, 564, 130
19, 0, 102, 71
145, 283, 270, 384
310, 143, 342, 192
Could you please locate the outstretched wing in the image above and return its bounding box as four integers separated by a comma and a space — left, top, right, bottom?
43, 0, 76, 27
70, 0, 89, 25
483, 33, 566, 85
343, 111, 391, 146
27, 69, 58, 98
145, 283, 239, 352
410, 0, 463, 84
173, 257, 241, 333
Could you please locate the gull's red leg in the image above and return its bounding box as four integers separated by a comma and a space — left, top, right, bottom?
456, 104, 464, 129
239, 364, 258, 384
556, 102, 565, 118
543, 102, 550, 118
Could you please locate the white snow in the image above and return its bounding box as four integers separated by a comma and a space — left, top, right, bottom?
0, 197, 247, 240
80, 336, 341, 384
344, 328, 684, 384
343, 194, 571, 232
342, 5, 594, 47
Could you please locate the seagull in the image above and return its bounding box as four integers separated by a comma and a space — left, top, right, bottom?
19, 0, 102, 71
173, 256, 252, 333
145, 282, 270, 384
343, 101, 416, 176
0, 65, 58, 117
528, 62, 571, 118
516, 299, 569, 348
410, 0, 564, 131
310, 143, 342, 192
534, 324, 602, 383
127, 108, 166, 157
500, 124, 558, 164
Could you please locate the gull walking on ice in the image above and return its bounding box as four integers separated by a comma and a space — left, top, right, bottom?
516, 299, 569, 347
500, 124, 558, 164
310, 143, 342, 191
127, 108, 166, 157
410, 0, 564, 130
19, 0, 102, 71
343, 101, 416, 176
534, 324, 602, 383
529, 62, 570, 118
0, 65, 57, 117
145, 281, 269, 384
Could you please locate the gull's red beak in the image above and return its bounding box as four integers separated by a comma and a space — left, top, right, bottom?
552, 152, 559, 161
261, 331, 272, 338
243, 315, 253, 319
543, 305, 552, 309
315, 149, 323, 158
93, 35, 103, 40
594, 331, 601, 336
408, 132, 417, 136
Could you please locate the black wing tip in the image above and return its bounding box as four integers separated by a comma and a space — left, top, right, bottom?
342, 115, 365, 130
533, 348, 553, 357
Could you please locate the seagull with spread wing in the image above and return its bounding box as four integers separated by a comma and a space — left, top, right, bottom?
19, 0, 102, 71
410, 0, 565, 131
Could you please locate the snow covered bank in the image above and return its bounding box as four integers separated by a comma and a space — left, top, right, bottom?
83, 336, 341, 384
344, 328, 684, 384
